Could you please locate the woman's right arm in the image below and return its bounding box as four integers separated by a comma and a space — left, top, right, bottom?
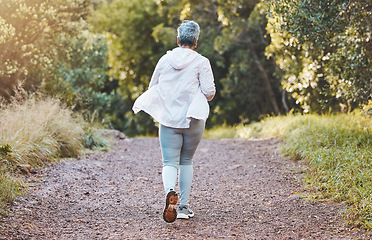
199, 58, 216, 101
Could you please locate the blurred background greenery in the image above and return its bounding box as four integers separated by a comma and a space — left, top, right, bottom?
0, 0, 371, 136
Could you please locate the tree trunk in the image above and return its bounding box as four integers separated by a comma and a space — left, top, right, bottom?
282, 90, 289, 113
246, 38, 280, 115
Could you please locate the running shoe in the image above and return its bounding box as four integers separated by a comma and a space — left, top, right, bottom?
177, 205, 194, 219
163, 190, 178, 223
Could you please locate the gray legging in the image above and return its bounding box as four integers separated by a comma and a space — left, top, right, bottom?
159, 118, 205, 206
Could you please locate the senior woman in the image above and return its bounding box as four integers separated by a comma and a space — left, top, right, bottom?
132, 20, 216, 223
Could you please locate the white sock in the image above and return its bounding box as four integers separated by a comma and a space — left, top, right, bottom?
162, 166, 178, 194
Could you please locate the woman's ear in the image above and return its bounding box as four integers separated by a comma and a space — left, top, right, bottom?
177, 37, 180, 46
192, 39, 198, 50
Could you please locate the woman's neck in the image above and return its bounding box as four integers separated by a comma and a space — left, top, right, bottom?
179, 45, 195, 50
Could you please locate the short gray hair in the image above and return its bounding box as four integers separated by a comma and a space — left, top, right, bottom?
177, 20, 200, 47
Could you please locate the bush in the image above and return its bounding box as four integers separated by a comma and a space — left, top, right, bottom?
0, 97, 85, 168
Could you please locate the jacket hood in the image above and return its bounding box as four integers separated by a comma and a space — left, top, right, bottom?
166, 47, 200, 70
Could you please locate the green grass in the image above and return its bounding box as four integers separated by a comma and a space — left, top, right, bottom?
203, 123, 237, 139
0, 97, 108, 212
237, 111, 372, 228
0, 174, 22, 214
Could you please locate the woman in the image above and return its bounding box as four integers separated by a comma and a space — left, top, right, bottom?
132, 20, 216, 223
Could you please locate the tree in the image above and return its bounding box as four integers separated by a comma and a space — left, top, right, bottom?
266, 0, 371, 113
154, 0, 284, 125
155, 0, 229, 124
213, 0, 283, 123
0, 0, 116, 124
90, 0, 285, 134
0, 0, 91, 99
42, 30, 114, 121
89, 0, 169, 134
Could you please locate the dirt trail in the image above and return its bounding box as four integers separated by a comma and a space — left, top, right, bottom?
0, 137, 370, 239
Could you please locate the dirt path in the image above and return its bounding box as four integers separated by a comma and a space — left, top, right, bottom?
0, 137, 370, 239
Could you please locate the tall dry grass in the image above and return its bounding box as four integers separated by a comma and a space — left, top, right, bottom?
0, 97, 85, 168
0, 97, 107, 212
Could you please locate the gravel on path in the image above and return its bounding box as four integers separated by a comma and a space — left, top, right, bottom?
0, 137, 370, 239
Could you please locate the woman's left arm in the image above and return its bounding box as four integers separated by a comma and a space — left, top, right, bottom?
149, 55, 166, 88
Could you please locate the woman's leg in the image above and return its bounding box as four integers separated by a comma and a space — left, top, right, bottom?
159, 124, 183, 194
179, 119, 205, 206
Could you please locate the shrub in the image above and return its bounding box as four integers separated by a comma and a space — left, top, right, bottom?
0, 97, 85, 168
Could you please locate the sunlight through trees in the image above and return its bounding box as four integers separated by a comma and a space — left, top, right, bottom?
1, 0, 370, 135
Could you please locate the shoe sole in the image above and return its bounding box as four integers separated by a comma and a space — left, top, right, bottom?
163, 191, 178, 223
177, 211, 194, 219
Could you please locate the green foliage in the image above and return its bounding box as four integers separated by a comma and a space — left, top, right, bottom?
218, 1, 282, 118
0, 144, 12, 157
362, 100, 372, 117
266, 0, 372, 113
42, 30, 115, 122
84, 127, 108, 149
2, 0, 370, 137
89, 0, 168, 135
88, 0, 286, 134
90, 0, 166, 97
238, 113, 372, 228
0, 0, 91, 98
0, 0, 119, 126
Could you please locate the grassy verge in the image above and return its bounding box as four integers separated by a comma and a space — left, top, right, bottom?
203, 123, 237, 139
0, 97, 108, 212
237, 111, 372, 228
0, 174, 22, 214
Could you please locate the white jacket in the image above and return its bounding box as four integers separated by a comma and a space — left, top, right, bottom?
132, 47, 216, 128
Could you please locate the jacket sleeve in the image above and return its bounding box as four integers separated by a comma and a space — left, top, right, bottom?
199, 58, 216, 101
149, 55, 166, 88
